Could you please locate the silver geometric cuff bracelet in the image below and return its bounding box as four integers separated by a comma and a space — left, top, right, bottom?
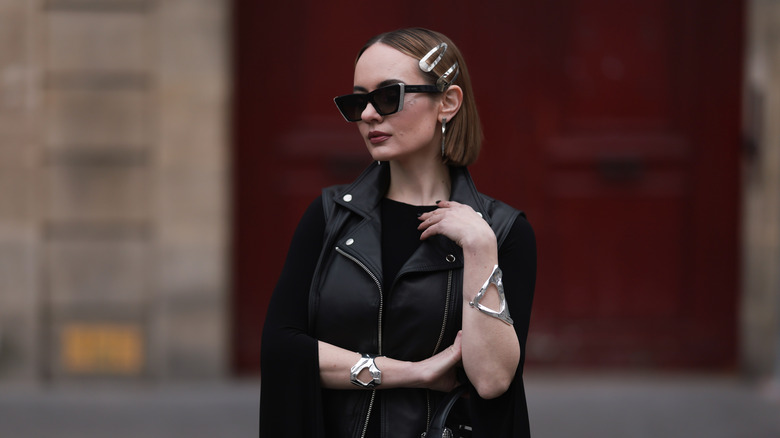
468, 265, 514, 325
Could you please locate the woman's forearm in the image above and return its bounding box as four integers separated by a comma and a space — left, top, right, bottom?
318, 341, 415, 389
460, 239, 521, 399
318, 336, 462, 392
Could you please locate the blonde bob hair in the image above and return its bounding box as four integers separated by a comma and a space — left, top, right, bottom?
357, 28, 482, 166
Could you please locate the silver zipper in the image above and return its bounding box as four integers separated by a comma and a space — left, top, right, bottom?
335, 246, 383, 438
426, 270, 453, 433
362, 390, 377, 438
433, 270, 453, 353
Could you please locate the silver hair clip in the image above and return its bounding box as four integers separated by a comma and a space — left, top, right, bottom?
419, 43, 448, 72
436, 61, 459, 91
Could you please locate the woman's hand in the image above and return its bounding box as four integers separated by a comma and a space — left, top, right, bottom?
414, 331, 463, 392
417, 200, 496, 252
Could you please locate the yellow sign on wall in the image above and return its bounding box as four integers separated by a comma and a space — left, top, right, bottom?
62, 323, 144, 375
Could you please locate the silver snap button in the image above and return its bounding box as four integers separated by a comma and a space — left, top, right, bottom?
445, 254, 456, 263
346, 238, 354, 246
343, 194, 353, 202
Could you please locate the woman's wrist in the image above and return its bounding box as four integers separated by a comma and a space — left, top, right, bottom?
373, 357, 426, 389
460, 231, 497, 258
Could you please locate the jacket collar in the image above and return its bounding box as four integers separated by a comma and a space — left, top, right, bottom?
333, 162, 494, 227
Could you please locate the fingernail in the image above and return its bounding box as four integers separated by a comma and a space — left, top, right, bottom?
435, 200, 441, 204
416, 213, 423, 218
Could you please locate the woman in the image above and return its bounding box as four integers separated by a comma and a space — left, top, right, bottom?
259, 28, 536, 437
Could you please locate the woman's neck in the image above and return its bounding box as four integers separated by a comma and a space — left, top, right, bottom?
385, 160, 451, 206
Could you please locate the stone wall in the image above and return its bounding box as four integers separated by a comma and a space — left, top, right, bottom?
0, 0, 230, 382
0, 0, 41, 381
742, 0, 780, 380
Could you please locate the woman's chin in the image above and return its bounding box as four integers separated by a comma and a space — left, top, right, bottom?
366, 146, 394, 162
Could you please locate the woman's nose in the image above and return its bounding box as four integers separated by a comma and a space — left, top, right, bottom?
361, 102, 382, 123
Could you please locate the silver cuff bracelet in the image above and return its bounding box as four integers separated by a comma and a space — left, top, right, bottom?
350, 353, 382, 388
468, 265, 514, 325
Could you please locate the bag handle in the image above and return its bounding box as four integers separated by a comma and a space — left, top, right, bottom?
423, 385, 470, 438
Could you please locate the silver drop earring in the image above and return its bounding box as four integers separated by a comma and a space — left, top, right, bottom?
441, 118, 447, 158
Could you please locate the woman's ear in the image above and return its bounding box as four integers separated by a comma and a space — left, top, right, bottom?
439, 85, 463, 121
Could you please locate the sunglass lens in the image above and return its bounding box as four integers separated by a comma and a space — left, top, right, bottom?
372, 85, 402, 116
335, 94, 367, 122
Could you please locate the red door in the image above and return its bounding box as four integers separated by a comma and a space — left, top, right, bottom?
232, 0, 743, 374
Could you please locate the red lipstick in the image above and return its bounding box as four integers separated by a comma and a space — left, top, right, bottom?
368, 131, 391, 144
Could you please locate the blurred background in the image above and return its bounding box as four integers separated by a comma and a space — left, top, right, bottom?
0, 0, 779, 436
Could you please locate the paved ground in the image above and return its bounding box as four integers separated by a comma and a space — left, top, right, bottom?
0, 372, 778, 437
525, 372, 780, 438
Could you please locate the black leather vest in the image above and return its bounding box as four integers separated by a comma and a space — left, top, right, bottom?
308, 163, 520, 438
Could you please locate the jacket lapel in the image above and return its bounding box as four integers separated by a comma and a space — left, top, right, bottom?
329, 163, 492, 286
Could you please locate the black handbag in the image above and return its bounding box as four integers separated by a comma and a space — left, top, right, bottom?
422, 385, 472, 438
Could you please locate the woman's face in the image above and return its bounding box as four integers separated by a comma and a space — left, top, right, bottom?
352, 43, 441, 164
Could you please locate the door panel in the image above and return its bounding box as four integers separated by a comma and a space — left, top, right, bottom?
528, 0, 742, 368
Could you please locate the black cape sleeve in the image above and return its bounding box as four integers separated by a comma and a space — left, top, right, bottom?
259, 196, 326, 437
